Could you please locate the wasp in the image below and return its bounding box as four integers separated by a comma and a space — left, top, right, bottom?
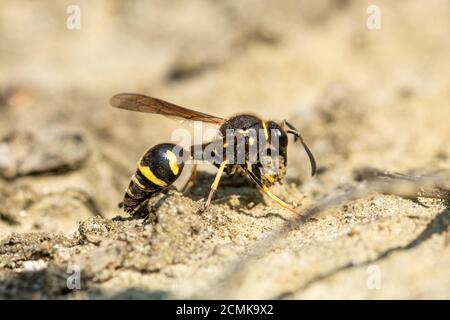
110, 93, 317, 215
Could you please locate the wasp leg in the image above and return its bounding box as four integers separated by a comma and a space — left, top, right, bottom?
260, 185, 297, 214
130, 197, 151, 217
245, 168, 298, 214
181, 164, 198, 193
200, 160, 229, 212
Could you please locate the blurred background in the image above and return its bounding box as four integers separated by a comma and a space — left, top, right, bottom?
0, 0, 449, 299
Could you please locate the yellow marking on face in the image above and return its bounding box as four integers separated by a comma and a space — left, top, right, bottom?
138, 162, 168, 187
264, 174, 276, 183
165, 150, 179, 175
132, 174, 146, 190
262, 121, 269, 141
223, 142, 229, 148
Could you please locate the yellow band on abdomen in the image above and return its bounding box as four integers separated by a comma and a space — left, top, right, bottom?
138, 163, 168, 187
131, 174, 147, 190
165, 150, 180, 176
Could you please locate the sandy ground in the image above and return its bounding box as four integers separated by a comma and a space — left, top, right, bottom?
0, 0, 449, 299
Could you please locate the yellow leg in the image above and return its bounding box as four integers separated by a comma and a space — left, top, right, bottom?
261, 185, 297, 214
181, 164, 198, 193
201, 160, 229, 212
244, 168, 298, 214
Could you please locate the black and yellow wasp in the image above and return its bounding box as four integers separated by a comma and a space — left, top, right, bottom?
110, 93, 317, 215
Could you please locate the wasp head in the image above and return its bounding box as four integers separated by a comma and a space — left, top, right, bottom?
258, 121, 288, 186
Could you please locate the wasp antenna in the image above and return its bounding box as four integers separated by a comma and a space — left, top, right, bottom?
287, 129, 317, 176
283, 120, 299, 131
282, 120, 300, 141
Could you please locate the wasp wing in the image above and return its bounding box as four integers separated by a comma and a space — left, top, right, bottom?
110, 93, 226, 124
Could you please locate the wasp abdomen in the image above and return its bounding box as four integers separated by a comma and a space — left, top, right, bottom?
123, 143, 185, 213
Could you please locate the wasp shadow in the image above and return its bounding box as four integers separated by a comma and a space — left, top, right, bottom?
184, 171, 265, 206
